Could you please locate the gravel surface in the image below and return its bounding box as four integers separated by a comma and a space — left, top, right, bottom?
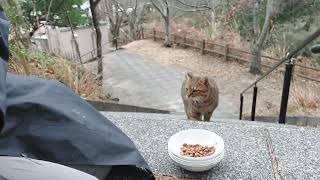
103, 112, 320, 180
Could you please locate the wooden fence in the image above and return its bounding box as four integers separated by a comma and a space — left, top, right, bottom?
143, 28, 320, 83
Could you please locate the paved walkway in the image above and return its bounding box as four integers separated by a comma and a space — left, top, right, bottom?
103, 49, 238, 119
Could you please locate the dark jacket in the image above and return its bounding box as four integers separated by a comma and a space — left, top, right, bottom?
0, 8, 9, 131
0, 8, 153, 179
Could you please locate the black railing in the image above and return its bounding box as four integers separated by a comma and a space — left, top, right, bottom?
239, 27, 320, 124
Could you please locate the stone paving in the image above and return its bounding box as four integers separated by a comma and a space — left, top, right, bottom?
103, 112, 320, 180
103, 49, 238, 119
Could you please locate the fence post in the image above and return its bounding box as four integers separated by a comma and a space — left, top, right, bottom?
141, 27, 144, 39
201, 39, 206, 55
183, 36, 187, 48
153, 28, 156, 41
115, 37, 118, 50
224, 44, 229, 61
239, 94, 244, 120
279, 59, 295, 124
251, 85, 258, 121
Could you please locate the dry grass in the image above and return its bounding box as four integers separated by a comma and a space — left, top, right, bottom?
292, 82, 320, 112
125, 39, 320, 117
8, 54, 110, 101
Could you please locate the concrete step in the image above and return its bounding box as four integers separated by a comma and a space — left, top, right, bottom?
101, 112, 286, 129
100, 110, 320, 128
243, 116, 320, 128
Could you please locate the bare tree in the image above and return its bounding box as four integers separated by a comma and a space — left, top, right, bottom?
64, 8, 82, 64
45, 0, 53, 22
126, 0, 148, 41
150, 0, 211, 47
104, 0, 125, 46
202, 0, 224, 38
103, 0, 147, 45
150, 0, 173, 47
250, 0, 275, 74
89, 0, 103, 80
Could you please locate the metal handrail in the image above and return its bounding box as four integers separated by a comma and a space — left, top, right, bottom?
239, 26, 320, 122
240, 26, 320, 96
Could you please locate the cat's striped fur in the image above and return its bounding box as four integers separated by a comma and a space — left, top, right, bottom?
181, 73, 219, 121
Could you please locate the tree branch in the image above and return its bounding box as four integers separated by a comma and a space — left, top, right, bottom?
172, 5, 211, 12
175, 0, 211, 10
150, 0, 166, 19
164, 0, 169, 17
46, 0, 53, 21
257, 0, 274, 47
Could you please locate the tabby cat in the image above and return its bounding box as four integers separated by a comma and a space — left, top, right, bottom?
181, 72, 219, 121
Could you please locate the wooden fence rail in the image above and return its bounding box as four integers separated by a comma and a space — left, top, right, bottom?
142, 28, 320, 83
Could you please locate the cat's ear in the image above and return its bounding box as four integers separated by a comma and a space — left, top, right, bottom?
203, 76, 209, 86
186, 72, 193, 80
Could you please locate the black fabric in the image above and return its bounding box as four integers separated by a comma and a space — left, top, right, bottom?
0, 175, 8, 180
107, 166, 155, 180
1, 74, 150, 170
0, 10, 9, 61
0, 10, 9, 132
0, 9, 154, 179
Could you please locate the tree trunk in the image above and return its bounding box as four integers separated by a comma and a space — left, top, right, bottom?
89, 0, 103, 80
253, 0, 260, 38
46, 0, 53, 22
211, 11, 216, 34
128, 13, 136, 41
164, 17, 171, 47
111, 30, 117, 46
96, 27, 103, 79
250, 45, 262, 74
65, 10, 82, 64
250, 0, 274, 74
109, 18, 121, 47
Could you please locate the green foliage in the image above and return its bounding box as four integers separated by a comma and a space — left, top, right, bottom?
21, 0, 90, 27
229, 0, 268, 39
276, 0, 320, 24
231, 0, 320, 38
10, 43, 55, 68
4, 1, 31, 48
233, 9, 253, 37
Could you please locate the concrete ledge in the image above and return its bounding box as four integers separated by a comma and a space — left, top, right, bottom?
244, 116, 320, 127
104, 112, 320, 179
86, 99, 170, 114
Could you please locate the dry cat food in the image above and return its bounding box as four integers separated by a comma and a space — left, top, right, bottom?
180, 143, 215, 157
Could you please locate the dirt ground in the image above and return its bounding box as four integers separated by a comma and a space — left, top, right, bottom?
124, 39, 320, 118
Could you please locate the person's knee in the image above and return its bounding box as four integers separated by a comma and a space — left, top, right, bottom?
0, 156, 98, 180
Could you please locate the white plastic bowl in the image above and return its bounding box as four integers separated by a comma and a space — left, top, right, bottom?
167, 129, 225, 172
168, 150, 224, 172
169, 150, 225, 165
168, 129, 224, 160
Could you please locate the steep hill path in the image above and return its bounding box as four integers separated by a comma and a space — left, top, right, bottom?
102, 49, 238, 119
